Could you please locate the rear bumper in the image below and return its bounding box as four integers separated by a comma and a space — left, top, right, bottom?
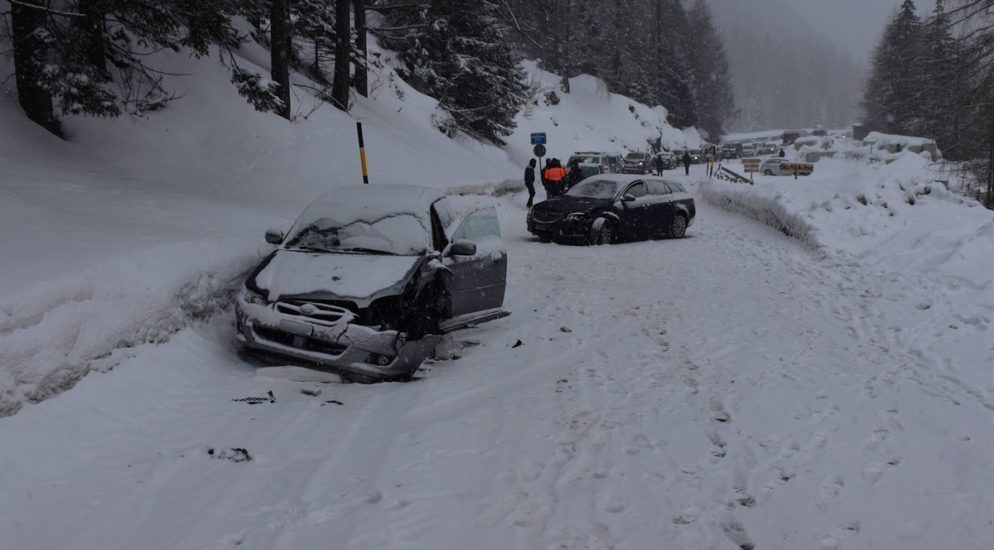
235, 298, 435, 381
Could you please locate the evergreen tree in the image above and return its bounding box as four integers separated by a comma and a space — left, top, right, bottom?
686, 0, 736, 140
862, 0, 924, 135
388, 0, 528, 145
652, 0, 698, 129
921, 0, 963, 157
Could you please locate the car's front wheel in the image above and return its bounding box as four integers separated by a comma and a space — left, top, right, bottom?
403, 282, 451, 339
764, 169, 774, 175
589, 218, 614, 245
669, 213, 688, 239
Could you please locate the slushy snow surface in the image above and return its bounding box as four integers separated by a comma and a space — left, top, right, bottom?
2, 46, 994, 549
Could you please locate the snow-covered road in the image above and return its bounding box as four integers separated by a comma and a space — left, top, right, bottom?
2, 186, 991, 549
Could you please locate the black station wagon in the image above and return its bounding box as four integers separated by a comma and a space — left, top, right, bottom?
527, 175, 695, 245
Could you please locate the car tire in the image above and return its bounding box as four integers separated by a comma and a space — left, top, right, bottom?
589, 218, 614, 245
764, 169, 774, 175
669, 214, 688, 239
404, 282, 451, 339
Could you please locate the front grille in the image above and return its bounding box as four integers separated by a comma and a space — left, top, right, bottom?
531, 210, 563, 224
253, 325, 348, 356
276, 300, 352, 327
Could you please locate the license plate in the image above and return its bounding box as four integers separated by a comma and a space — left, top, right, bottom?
280, 320, 313, 336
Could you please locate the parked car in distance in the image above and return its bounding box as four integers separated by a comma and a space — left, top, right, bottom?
236, 185, 509, 382
721, 144, 741, 159
760, 158, 814, 176
606, 154, 623, 173
656, 151, 676, 170
527, 174, 695, 245
568, 152, 615, 174
622, 152, 653, 174
758, 143, 778, 155
689, 149, 705, 164
741, 145, 758, 157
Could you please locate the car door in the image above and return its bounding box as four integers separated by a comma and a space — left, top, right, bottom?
617, 181, 653, 239
646, 180, 674, 234
441, 206, 507, 317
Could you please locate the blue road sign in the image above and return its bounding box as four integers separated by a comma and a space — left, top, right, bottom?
530, 132, 547, 145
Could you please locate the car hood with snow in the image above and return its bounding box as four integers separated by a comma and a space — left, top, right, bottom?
249, 250, 421, 308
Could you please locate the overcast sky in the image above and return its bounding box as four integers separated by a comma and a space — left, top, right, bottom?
784, 0, 929, 64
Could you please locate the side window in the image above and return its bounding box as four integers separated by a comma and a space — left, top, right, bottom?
647, 181, 671, 195
452, 207, 501, 242
626, 182, 647, 198
669, 182, 686, 193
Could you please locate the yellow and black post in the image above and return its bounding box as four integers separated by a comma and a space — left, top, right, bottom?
357, 122, 369, 184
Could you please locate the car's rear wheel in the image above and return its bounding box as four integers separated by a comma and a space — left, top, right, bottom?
764, 169, 774, 175
669, 214, 688, 239
590, 218, 614, 245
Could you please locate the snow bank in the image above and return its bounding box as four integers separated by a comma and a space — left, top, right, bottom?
504, 61, 704, 165
702, 155, 993, 284
0, 38, 523, 415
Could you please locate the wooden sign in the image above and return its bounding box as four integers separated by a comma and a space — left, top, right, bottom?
742, 157, 762, 173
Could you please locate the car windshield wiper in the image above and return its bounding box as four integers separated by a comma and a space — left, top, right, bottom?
338, 247, 397, 255
290, 245, 333, 253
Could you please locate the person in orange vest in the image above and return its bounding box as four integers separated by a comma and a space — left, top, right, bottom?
543, 158, 568, 196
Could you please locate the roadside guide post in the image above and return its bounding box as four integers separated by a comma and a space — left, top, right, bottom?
531, 132, 547, 182
742, 157, 761, 184
356, 122, 370, 184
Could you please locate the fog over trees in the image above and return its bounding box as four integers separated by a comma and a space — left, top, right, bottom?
707, 0, 864, 132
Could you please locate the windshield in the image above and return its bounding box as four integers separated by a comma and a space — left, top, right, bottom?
285, 210, 430, 256
567, 179, 619, 199
625, 153, 647, 160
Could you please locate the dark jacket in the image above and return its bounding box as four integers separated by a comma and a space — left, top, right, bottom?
682, 152, 692, 166
525, 164, 535, 186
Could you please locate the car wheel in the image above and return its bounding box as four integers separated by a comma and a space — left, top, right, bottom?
764, 169, 774, 175
404, 282, 451, 339
669, 214, 688, 239
589, 218, 614, 245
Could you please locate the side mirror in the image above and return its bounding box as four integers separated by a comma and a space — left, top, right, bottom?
265, 228, 284, 244
621, 194, 636, 202
449, 239, 477, 256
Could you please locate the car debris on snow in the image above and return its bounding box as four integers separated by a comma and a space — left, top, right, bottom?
207, 448, 252, 462
232, 390, 275, 405
300, 385, 322, 397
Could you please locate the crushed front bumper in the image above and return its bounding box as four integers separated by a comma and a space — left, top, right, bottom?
235, 297, 436, 381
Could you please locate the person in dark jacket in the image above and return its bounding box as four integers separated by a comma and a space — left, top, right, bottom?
653, 154, 664, 176
682, 151, 692, 176
524, 158, 537, 207
563, 158, 588, 192
778, 148, 786, 158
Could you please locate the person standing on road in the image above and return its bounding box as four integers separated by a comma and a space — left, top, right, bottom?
653, 154, 664, 176
682, 151, 692, 176
543, 158, 567, 196
778, 148, 786, 158
524, 159, 537, 207
706, 148, 716, 178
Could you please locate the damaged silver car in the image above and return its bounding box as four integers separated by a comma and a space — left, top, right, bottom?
235, 185, 508, 382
